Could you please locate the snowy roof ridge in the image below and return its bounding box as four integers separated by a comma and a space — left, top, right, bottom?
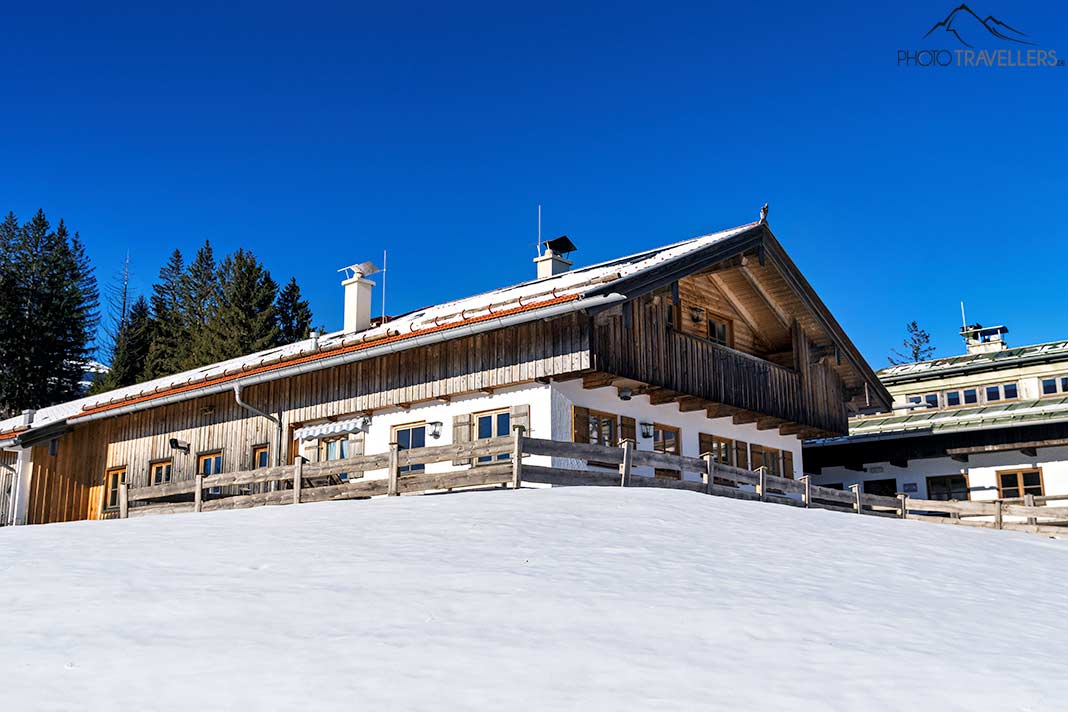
0, 221, 757, 435
878, 339, 1068, 381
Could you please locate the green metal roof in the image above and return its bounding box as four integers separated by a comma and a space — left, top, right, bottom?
848, 396, 1068, 436
878, 340, 1068, 384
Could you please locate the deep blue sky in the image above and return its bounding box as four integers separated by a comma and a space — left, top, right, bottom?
3, 0, 1065, 366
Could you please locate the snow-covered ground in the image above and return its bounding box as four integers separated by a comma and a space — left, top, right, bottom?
2, 488, 1067, 711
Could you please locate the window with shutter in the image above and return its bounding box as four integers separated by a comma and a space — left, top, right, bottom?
620, 416, 636, 443
572, 406, 590, 444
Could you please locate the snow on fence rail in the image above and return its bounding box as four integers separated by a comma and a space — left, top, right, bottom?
118, 430, 1068, 536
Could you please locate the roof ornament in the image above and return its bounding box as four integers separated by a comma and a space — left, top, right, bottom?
759, 203, 769, 224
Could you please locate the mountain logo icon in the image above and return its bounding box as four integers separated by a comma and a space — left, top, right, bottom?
924, 4, 1037, 48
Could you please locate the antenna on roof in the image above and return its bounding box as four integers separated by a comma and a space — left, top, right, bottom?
537, 204, 543, 256
381, 250, 388, 322
960, 301, 967, 330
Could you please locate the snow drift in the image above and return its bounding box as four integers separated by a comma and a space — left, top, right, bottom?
2, 487, 1066, 710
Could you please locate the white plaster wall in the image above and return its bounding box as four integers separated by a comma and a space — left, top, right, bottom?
306, 382, 554, 480
550, 380, 803, 481
811, 446, 1068, 501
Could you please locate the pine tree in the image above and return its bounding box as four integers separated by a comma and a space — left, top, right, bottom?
0, 210, 99, 414
91, 296, 153, 393
144, 249, 188, 379
0, 213, 21, 413
182, 240, 220, 368
206, 249, 280, 361
888, 321, 936, 365
275, 277, 313, 344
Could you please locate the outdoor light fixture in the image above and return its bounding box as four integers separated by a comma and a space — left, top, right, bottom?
690, 306, 705, 323
169, 438, 191, 454
618, 387, 633, 401
358, 415, 372, 431
640, 422, 654, 439
428, 421, 443, 439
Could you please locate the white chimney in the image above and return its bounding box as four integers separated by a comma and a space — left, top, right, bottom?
339, 261, 379, 333
534, 235, 577, 279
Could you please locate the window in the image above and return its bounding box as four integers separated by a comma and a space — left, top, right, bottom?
908, 393, 939, 408
653, 423, 681, 479
252, 445, 269, 469
150, 460, 172, 485
1041, 375, 1068, 396
963, 388, 978, 405
707, 313, 733, 348
997, 468, 1043, 499
863, 478, 897, 497
700, 434, 734, 467
926, 475, 968, 501
474, 409, 511, 463
983, 383, 1019, 403
587, 410, 617, 447
985, 385, 1000, 402
320, 436, 350, 462
1003, 383, 1018, 400
393, 423, 426, 474
104, 467, 126, 511
198, 451, 223, 475
945, 391, 961, 407
750, 445, 781, 477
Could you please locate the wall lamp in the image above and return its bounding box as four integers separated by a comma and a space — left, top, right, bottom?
618, 387, 633, 401
169, 438, 191, 454
639, 422, 654, 439
428, 421, 444, 439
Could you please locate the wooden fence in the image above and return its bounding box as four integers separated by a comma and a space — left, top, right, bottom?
118, 430, 1068, 537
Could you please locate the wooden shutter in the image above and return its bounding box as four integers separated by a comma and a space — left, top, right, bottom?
510, 404, 530, 435
349, 431, 366, 457
452, 413, 472, 466
699, 433, 714, 457
735, 441, 749, 470
783, 451, 794, 479
572, 406, 590, 444
620, 416, 636, 444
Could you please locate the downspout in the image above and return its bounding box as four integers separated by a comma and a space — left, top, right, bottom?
233, 384, 284, 470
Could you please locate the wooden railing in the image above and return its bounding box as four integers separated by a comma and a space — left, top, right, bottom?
590, 304, 848, 434
116, 432, 1068, 537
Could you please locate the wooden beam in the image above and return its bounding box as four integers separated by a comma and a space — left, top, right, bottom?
756, 416, 786, 431
706, 404, 741, 418
739, 265, 790, 329
778, 422, 805, 436
707, 273, 773, 349
947, 437, 1068, 457
648, 389, 679, 406
677, 397, 708, 413
582, 372, 618, 390
732, 411, 759, 425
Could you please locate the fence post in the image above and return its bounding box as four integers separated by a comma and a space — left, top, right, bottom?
619, 439, 634, 487
511, 425, 526, 489
994, 499, 1003, 530
1025, 493, 1037, 525
897, 493, 908, 519
194, 474, 204, 513
293, 457, 303, 505
799, 475, 811, 508
388, 442, 400, 496
701, 453, 714, 494
119, 482, 129, 519
849, 483, 862, 514
757, 467, 767, 502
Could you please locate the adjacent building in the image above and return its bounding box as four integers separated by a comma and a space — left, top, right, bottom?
0, 215, 888, 526
806, 325, 1068, 502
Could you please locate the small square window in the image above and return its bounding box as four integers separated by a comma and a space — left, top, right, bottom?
924, 394, 939, 408
1003, 383, 1018, 399
1042, 378, 1058, 395
1061, 377, 1068, 393
985, 385, 1001, 402
963, 389, 978, 405
945, 391, 961, 407
908, 395, 922, 404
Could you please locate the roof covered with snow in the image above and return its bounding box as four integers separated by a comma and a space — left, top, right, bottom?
2, 221, 764, 441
